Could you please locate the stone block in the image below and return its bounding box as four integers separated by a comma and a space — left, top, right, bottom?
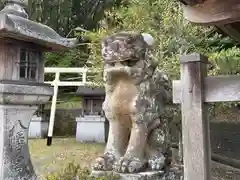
28, 115, 48, 138
91, 170, 163, 180
0, 83, 53, 179
1, 105, 38, 180
91, 168, 183, 180
76, 115, 105, 143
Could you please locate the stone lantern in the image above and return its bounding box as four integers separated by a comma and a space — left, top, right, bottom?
0, 0, 77, 179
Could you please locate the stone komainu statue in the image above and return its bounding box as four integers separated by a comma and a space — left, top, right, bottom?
93, 32, 173, 173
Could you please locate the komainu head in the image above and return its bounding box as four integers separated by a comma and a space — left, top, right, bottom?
101, 31, 154, 64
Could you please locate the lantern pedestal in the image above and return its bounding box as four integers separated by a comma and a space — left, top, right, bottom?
2, 105, 38, 180
0, 82, 52, 180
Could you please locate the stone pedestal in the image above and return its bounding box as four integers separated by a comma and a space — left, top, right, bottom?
91, 171, 164, 180
91, 167, 183, 180
28, 115, 48, 138
0, 83, 52, 180
76, 115, 105, 143
2, 105, 38, 180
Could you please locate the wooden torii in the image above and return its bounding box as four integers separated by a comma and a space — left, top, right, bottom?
174, 1, 240, 180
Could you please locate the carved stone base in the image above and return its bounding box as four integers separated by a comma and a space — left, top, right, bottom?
91, 167, 183, 180
1, 105, 38, 180
91, 170, 163, 180
0, 82, 52, 179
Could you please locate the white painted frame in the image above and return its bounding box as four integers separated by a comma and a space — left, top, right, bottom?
44, 67, 89, 139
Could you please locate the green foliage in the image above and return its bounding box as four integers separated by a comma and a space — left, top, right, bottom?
83, 0, 232, 80
21, 0, 240, 109
28, 0, 122, 36
82, 0, 240, 109
86, 0, 239, 72
46, 162, 120, 180
209, 46, 240, 75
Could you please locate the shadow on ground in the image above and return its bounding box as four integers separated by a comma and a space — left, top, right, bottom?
211, 122, 240, 160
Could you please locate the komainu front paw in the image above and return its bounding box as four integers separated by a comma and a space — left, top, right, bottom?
93, 152, 116, 171
148, 155, 166, 170
114, 157, 147, 173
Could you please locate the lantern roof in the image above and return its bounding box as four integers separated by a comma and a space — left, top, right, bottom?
0, 0, 77, 51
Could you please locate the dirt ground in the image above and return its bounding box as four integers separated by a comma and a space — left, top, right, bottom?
29, 138, 104, 179
29, 138, 240, 180
212, 161, 240, 180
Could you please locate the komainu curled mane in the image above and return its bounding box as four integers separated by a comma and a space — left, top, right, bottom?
93, 31, 172, 173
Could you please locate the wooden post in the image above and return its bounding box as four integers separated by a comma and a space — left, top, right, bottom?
47, 72, 60, 146
173, 54, 240, 178
180, 54, 211, 180
82, 70, 87, 84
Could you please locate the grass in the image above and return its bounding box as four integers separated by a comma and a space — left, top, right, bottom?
29, 138, 240, 180
29, 138, 104, 179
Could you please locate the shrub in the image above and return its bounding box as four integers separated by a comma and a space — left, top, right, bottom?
46, 162, 120, 180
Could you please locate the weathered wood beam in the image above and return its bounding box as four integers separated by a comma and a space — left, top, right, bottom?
217, 24, 240, 43
179, 54, 211, 180
173, 75, 240, 103
180, 0, 240, 25
171, 143, 240, 170
212, 153, 240, 170
179, 0, 204, 6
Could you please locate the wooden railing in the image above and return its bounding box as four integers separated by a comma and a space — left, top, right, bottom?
173, 53, 240, 180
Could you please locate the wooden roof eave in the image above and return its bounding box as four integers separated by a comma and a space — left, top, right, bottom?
180, 0, 240, 26
179, 0, 240, 42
